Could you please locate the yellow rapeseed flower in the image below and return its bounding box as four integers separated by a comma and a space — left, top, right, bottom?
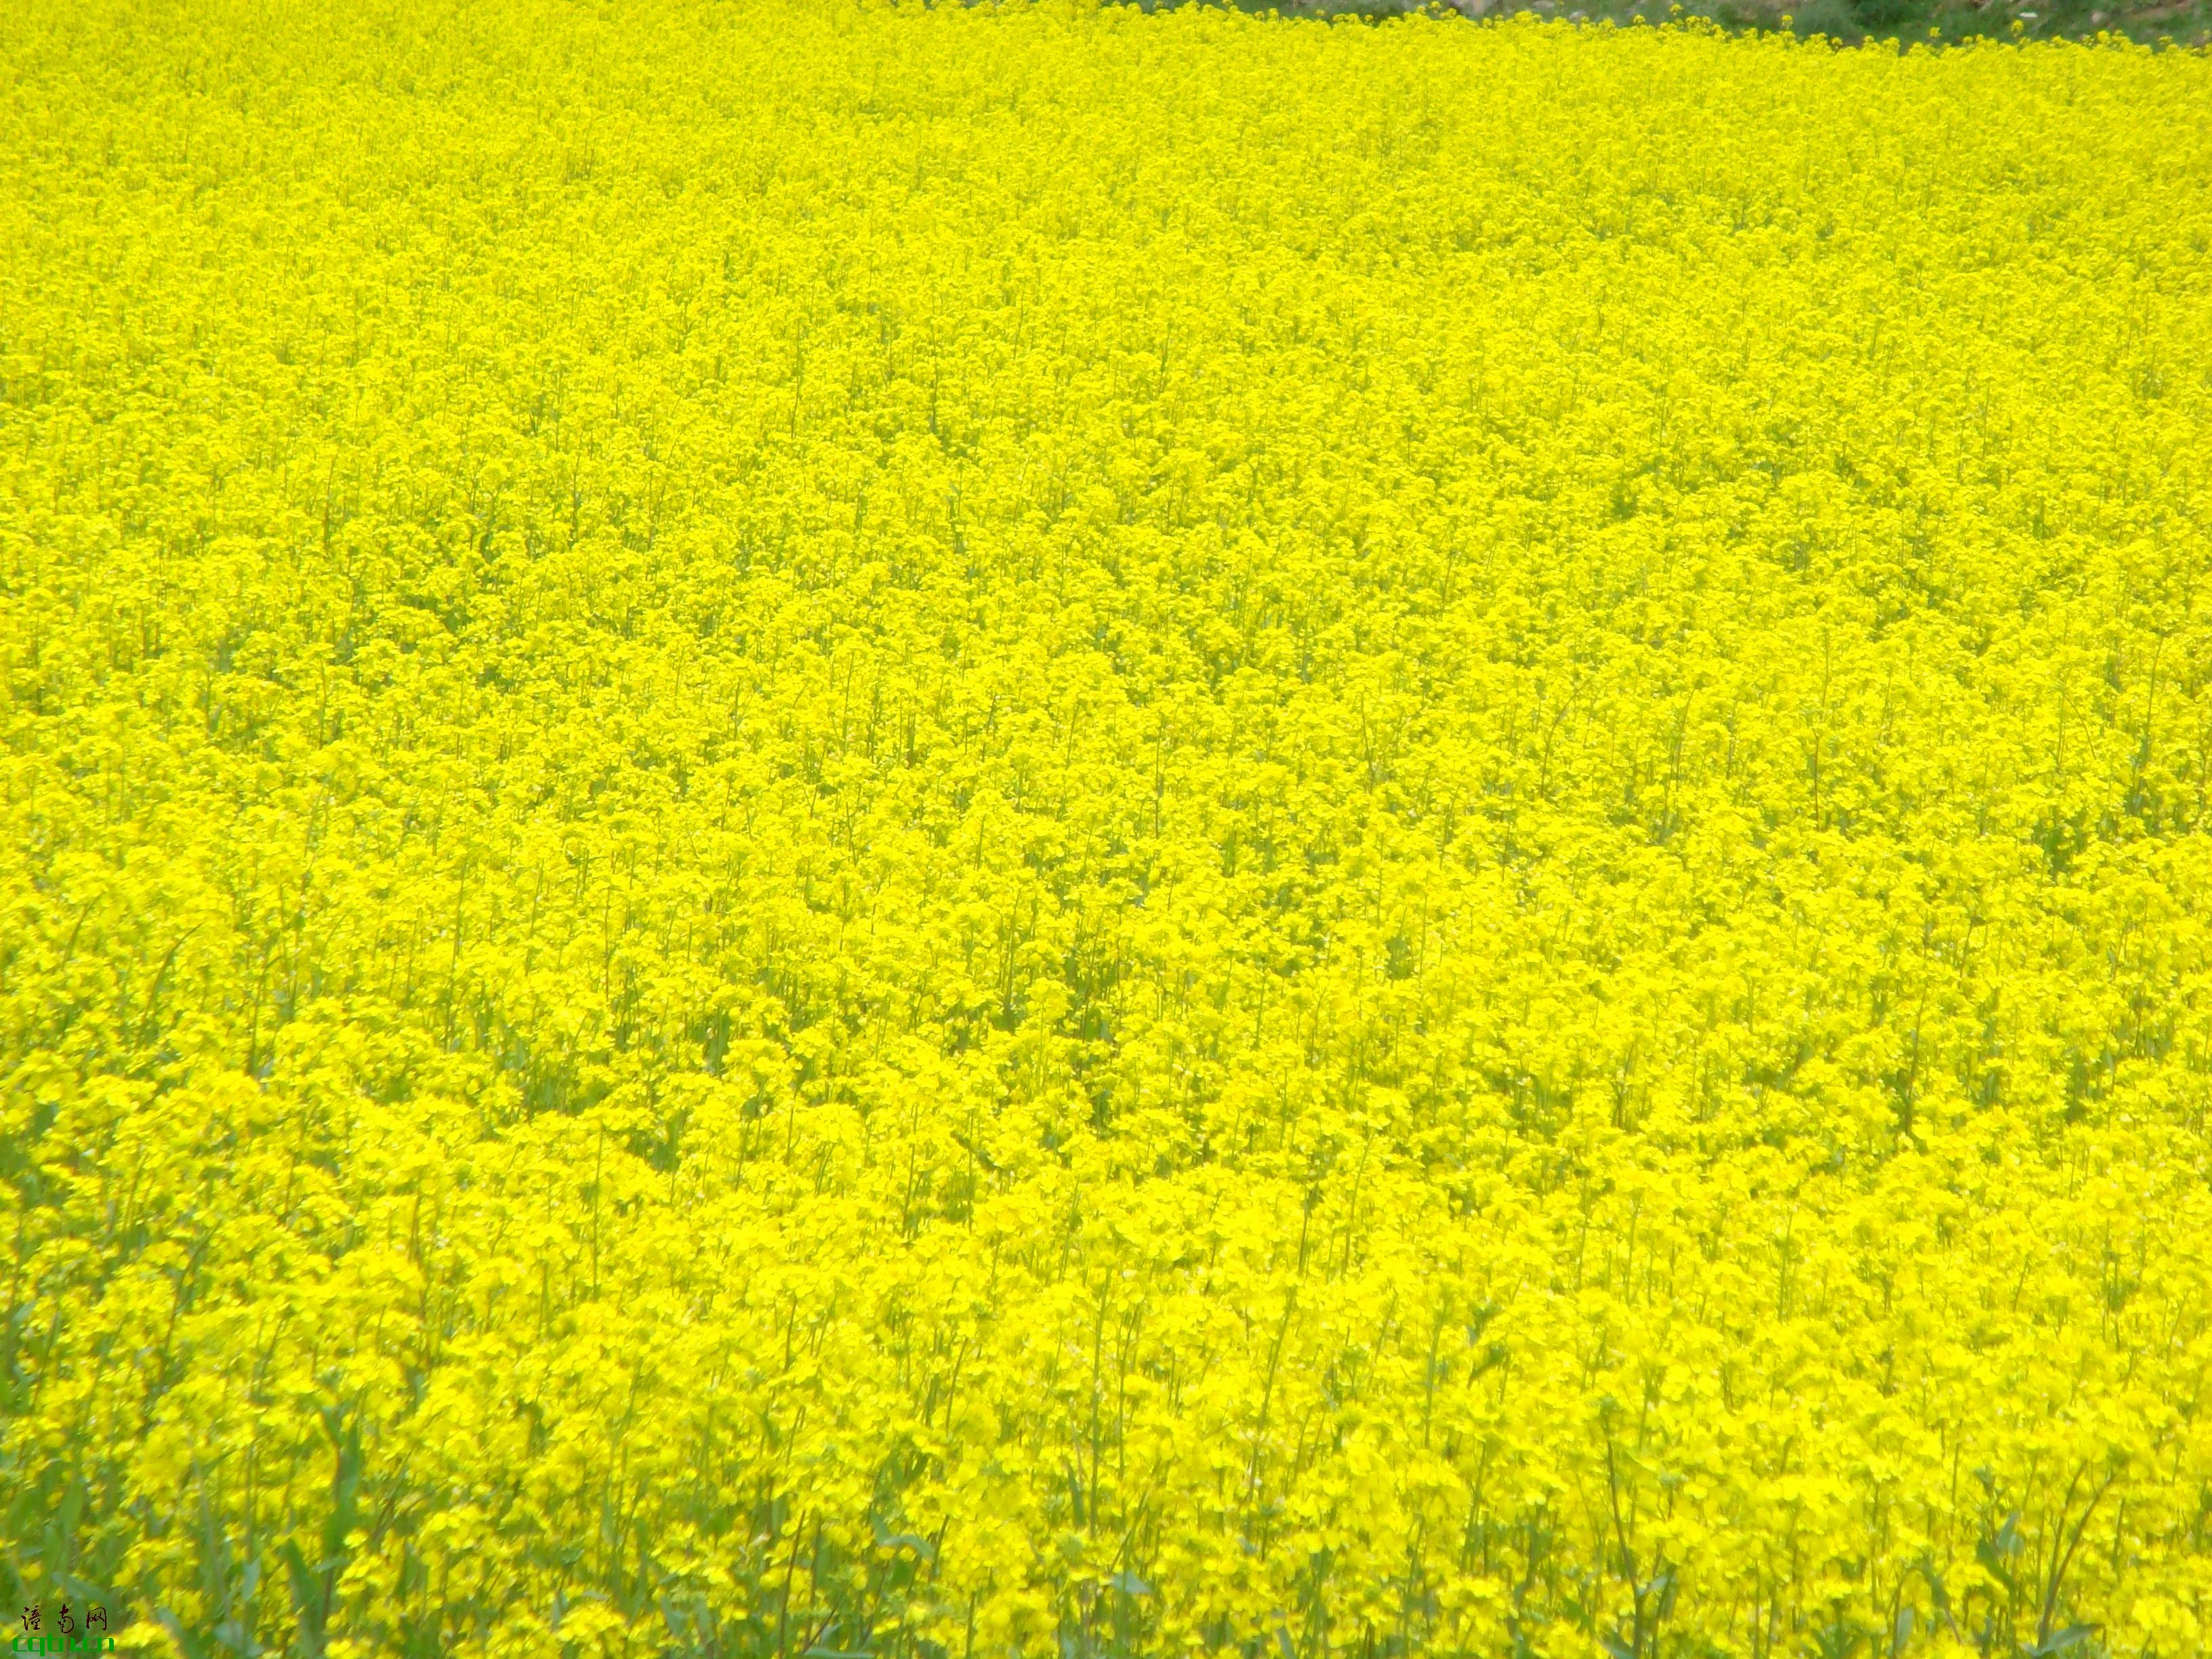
2, 1, 2210, 1656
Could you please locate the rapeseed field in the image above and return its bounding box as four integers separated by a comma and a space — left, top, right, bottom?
3, 3, 2211, 1656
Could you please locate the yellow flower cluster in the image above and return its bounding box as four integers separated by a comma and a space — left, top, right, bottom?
4, 3, 2211, 1656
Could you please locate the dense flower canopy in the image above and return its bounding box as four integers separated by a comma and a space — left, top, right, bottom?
3, 2, 2211, 1655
